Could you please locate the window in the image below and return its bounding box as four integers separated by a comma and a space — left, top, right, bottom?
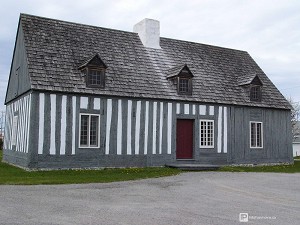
89, 69, 101, 85
79, 54, 107, 88
179, 78, 189, 93
86, 68, 105, 87
167, 64, 193, 95
79, 114, 100, 148
250, 121, 263, 148
200, 120, 214, 148
178, 77, 192, 95
250, 86, 261, 102
12, 115, 18, 146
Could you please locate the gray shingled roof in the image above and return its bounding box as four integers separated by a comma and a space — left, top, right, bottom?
166, 64, 193, 79
78, 54, 107, 70
237, 73, 258, 86
19, 14, 291, 109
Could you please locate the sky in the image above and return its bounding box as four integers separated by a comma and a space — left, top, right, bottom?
0, 0, 300, 112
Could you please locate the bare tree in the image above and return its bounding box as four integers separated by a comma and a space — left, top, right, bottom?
287, 97, 300, 141
0, 111, 5, 135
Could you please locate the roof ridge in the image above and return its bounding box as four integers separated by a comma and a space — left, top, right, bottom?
160, 36, 248, 53
20, 13, 249, 54
20, 13, 136, 36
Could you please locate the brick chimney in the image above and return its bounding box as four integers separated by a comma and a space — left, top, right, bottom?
133, 18, 161, 49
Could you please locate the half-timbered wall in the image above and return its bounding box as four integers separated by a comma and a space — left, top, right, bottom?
23, 91, 228, 168
33, 93, 227, 153
3, 93, 32, 168
3, 91, 292, 169
4, 93, 31, 153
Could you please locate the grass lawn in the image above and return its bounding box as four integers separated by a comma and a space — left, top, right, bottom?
1, 149, 299, 185
219, 160, 300, 173
0, 150, 180, 185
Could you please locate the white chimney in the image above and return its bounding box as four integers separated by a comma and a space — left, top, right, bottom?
133, 18, 161, 49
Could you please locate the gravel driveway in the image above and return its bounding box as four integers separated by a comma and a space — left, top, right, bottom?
0, 172, 299, 225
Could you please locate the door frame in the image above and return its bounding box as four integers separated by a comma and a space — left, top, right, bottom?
176, 118, 195, 160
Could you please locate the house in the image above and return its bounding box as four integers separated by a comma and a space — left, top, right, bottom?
3, 14, 293, 169
293, 122, 300, 156
293, 136, 300, 156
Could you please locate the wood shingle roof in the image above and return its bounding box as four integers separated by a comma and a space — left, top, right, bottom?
18, 14, 291, 109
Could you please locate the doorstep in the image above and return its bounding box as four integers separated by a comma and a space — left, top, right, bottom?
166, 163, 225, 171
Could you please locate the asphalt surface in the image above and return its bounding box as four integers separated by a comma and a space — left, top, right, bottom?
0, 172, 299, 225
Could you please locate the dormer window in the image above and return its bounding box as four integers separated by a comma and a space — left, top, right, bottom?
178, 77, 192, 94
250, 85, 261, 102
167, 64, 193, 95
86, 67, 105, 87
79, 54, 107, 88
238, 74, 263, 102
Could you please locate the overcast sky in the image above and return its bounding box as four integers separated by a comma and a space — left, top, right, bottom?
0, 0, 299, 112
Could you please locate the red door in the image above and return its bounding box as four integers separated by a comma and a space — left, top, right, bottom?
176, 119, 194, 159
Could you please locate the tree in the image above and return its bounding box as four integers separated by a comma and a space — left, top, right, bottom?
0, 111, 5, 150
287, 97, 300, 141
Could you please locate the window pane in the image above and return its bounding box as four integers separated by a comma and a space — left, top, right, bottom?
89, 69, 101, 85
250, 122, 263, 148
80, 115, 89, 146
250, 122, 256, 147
90, 116, 99, 147
257, 123, 262, 147
179, 78, 189, 93
200, 120, 214, 147
208, 121, 213, 146
250, 86, 261, 101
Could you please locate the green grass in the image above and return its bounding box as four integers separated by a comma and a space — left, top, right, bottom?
1, 149, 299, 185
219, 160, 300, 173
0, 150, 180, 185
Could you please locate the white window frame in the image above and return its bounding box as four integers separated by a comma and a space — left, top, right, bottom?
79, 113, 100, 148
199, 119, 214, 148
11, 115, 18, 146
250, 121, 263, 149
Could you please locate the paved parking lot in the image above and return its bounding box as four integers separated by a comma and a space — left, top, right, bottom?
0, 172, 299, 225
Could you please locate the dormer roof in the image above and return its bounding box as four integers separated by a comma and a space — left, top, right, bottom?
166, 64, 194, 79
238, 73, 263, 86
78, 54, 107, 70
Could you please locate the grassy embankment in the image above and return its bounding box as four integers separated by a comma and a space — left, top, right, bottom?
219, 159, 300, 173
0, 150, 180, 185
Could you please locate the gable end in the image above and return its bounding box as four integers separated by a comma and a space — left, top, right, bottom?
5, 18, 31, 104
